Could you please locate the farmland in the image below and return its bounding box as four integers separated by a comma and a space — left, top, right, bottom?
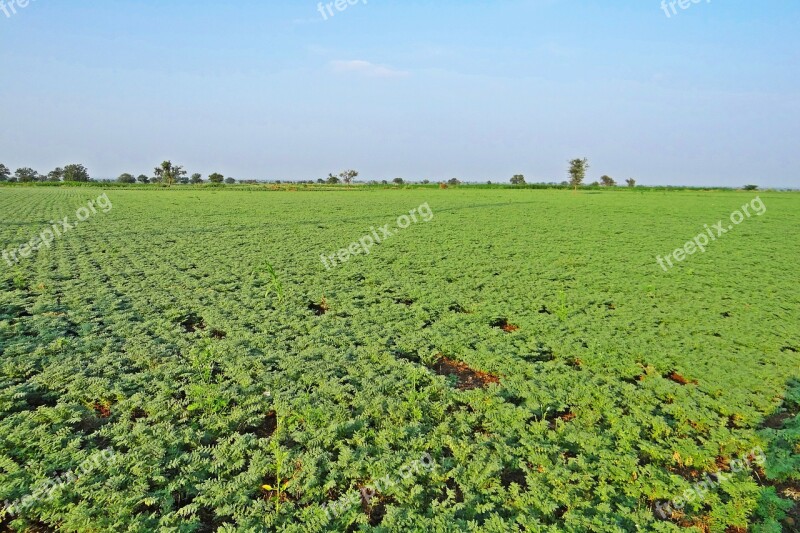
0, 187, 798, 532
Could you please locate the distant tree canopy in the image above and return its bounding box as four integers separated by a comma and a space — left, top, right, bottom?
63, 164, 90, 182
0, 164, 10, 181
137, 174, 150, 184
447, 178, 461, 186
46, 168, 64, 182
744, 184, 759, 191
393, 178, 405, 185
510, 174, 526, 185
339, 170, 358, 184
118, 173, 136, 184
154, 161, 186, 186
208, 172, 224, 184
15, 167, 40, 183
600, 175, 616, 187
626, 178, 637, 188
224, 177, 236, 184
190, 173, 203, 184
327, 174, 340, 184
568, 158, 589, 188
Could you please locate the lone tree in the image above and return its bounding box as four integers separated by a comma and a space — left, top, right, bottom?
208, 172, 224, 184
568, 158, 589, 189
0, 164, 10, 181
447, 178, 461, 186
225, 177, 236, 184
510, 174, 526, 185
63, 164, 90, 182
626, 178, 636, 188
154, 161, 186, 186
15, 168, 40, 183
326, 174, 340, 184
600, 175, 616, 187
190, 173, 203, 184
118, 173, 136, 183
137, 174, 150, 184
47, 168, 65, 182
394, 177, 406, 185
339, 170, 358, 184
743, 184, 759, 191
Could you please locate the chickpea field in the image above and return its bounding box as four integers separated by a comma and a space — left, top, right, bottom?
0, 187, 798, 532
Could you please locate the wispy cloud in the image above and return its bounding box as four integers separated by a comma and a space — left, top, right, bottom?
329, 60, 410, 79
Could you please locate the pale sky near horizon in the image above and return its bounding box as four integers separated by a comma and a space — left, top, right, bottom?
1, 1, 798, 187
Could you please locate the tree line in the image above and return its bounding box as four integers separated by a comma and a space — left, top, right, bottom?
0, 158, 635, 188
0, 163, 91, 183
0, 159, 759, 190
0, 161, 242, 185
510, 159, 636, 188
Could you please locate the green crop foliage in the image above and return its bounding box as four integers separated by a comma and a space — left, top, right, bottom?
0, 187, 797, 531
260, 261, 284, 304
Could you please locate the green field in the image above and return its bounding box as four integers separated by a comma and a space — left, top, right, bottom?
0, 187, 798, 532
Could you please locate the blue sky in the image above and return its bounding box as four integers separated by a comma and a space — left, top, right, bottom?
1, 0, 798, 186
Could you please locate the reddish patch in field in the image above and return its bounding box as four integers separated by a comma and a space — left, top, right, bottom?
91, 401, 111, 418
491, 317, 519, 333
548, 409, 577, 429
681, 516, 711, 532
308, 298, 329, 316
433, 356, 500, 390
666, 371, 698, 386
